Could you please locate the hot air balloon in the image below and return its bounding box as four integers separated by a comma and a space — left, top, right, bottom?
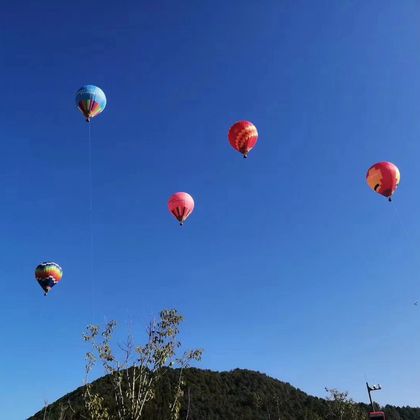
75, 85, 106, 122
35, 262, 63, 296
228, 121, 258, 158
168, 192, 195, 225
366, 162, 400, 201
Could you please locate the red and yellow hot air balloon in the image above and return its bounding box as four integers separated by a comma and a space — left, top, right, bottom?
228, 121, 258, 158
366, 162, 400, 201
168, 192, 195, 225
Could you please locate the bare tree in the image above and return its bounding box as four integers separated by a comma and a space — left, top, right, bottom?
185, 387, 191, 420
41, 399, 76, 420
83, 309, 202, 420
325, 387, 366, 420
42, 400, 48, 420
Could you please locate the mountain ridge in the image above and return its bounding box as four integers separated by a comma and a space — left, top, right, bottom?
29, 368, 420, 419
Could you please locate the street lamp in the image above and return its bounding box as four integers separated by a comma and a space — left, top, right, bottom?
366, 382, 385, 419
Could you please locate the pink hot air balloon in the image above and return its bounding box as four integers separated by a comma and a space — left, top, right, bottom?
168, 192, 195, 225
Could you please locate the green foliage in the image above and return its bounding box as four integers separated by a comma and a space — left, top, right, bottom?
30, 368, 420, 420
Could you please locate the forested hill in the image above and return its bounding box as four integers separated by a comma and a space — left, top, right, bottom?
30, 368, 420, 419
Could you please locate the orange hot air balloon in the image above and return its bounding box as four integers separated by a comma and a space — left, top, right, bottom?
228, 121, 258, 158
366, 162, 400, 201
168, 192, 195, 225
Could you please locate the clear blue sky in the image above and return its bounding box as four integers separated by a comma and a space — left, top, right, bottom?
1, 1, 420, 418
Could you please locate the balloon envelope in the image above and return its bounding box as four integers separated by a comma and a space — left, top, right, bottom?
35, 262, 63, 295
75, 85, 106, 122
228, 121, 258, 157
366, 162, 400, 199
168, 192, 195, 225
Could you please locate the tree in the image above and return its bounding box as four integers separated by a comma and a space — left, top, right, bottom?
325, 387, 366, 420
83, 309, 202, 420
41, 399, 76, 420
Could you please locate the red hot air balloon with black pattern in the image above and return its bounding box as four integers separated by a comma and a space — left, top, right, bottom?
168, 192, 195, 225
228, 121, 259, 158
366, 162, 400, 201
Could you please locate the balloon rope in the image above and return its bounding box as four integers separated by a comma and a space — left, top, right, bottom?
88, 123, 94, 321
88, 123, 93, 212
391, 202, 418, 304
391, 202, 410, 239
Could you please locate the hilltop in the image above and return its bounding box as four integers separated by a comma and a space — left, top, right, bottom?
30, 368, 420, 419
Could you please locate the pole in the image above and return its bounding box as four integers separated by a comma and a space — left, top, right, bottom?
366, 382, 375, 412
